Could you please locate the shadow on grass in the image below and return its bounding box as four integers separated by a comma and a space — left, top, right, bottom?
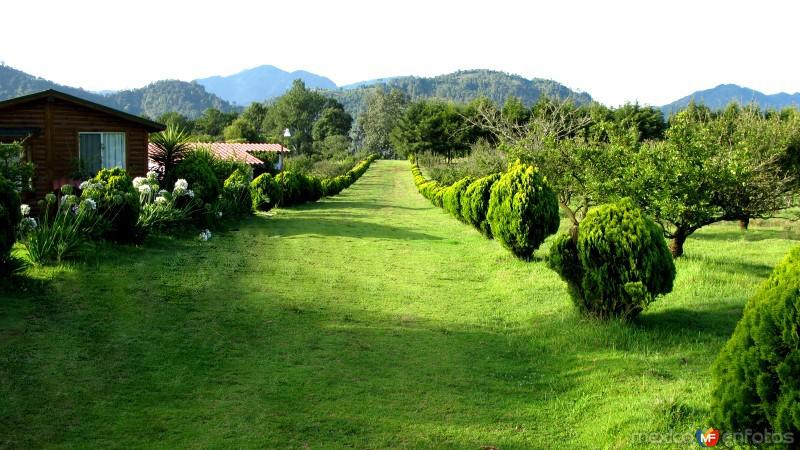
693, 228, 800, 242
267, 216, 443, 241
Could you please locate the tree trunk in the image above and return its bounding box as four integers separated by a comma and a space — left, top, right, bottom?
738, 216, 750, 231
669, 231, 688, 258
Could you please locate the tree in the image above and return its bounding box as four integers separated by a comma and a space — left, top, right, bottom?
156, 112, 194, 133
261, 80, 334, 154
0, 142, 34, 192
390, 100, 469, 160
149, 124, 192, 186
357, 88, 407, 157
194, 108, 237, 139
618, 105, 796, 256
224, 103, 269, 142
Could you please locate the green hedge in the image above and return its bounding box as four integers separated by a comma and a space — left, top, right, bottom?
486, 161, 559, 259
222, 168, 253, 216
547, 199, 675, 320
710, 245, 800, 436
442, 176, 473, 222
462, 173, 501, 238
411, 157, 557, 258
274, 154, 378, 208
250, 173, 280, 212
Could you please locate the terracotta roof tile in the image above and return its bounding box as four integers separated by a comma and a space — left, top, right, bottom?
148, 142, 290, 168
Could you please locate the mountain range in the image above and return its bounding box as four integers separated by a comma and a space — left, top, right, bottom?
661, 84, 800, 115
194, 65, 337, 105
2, 63, 799, 121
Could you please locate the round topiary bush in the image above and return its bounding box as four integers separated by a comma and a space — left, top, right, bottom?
172, 149, 221, 205
250, 173, 280, 212
462, 173, 501, 237
442, 176, 473, 222
487, 161, 559, 259
0, 177, 21, 272
81, 168, 141, 242
547, 199, 675, 320
709, 246, 800, 436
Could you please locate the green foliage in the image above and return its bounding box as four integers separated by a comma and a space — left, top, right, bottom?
194, 108, 237, 139
0, 142, 34, 192
250, 173, 280, 212
486, 161, 559, 259
0, 177, 21, 272
462, 173, 501, 237
24, 189, 99, 264
442, 176, 473, 222
417, 140, 507, 185
275, 171, 303, 207
356, 88, 408, 156
149, 124, 192, 186
390, 99, 472, 160
710, 245, 800, 435
547, 199, 675, 320
172, 149, 221, 205
80, 168, 141, 242
222, 169, 253, 217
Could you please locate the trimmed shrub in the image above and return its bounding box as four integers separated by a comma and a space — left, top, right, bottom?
462, 173, 501, 237
487, 161, 559, 259
81, 168, 141, 242
222, 168, 253, 216
547, 199, 675, 320
442, 176, 473, 222
172, 149, 220, 205
275, 171, 302, 206
710, 245, 800, 436
251, 173, 280, 212
0, 177, 21, 272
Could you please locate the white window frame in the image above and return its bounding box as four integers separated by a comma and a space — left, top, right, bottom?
79, 132, 126, 169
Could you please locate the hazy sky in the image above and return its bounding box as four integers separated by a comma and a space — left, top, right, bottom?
1, 0, 797, 106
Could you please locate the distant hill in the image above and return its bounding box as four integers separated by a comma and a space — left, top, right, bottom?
195, 65, 337, 105
661, 84, 800, 114
0, 64, 235, 118
325, 69, 593, 116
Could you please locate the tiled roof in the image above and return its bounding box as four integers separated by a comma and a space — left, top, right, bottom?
148, 142, 290, 167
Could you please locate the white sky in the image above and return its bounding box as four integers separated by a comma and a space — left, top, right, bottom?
1, 0, 797, 106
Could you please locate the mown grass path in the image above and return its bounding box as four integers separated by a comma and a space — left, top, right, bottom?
1, 160, 798, 449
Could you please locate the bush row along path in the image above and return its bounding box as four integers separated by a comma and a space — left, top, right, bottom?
1, 160, 798, 449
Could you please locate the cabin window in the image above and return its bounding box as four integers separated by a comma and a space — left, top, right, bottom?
79, 132, 126, 174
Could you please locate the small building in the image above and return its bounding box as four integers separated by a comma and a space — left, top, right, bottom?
148, 142, 291, 174
0, 89, 165, 199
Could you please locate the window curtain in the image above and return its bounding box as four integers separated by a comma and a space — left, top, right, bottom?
101, 132, 126, 169
79, 133, 102, 174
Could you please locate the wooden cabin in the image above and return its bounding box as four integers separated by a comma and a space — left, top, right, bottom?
0, 89, 165, 200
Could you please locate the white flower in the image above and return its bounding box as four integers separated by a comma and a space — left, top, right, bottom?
138, 184, 152, 195
185, 189, 195, 198
20, 204, 30, 216
175, 179, 189, 191
79, 181, 90, 190
199, 229, 212, 241
82, 198, 97, 211
155, 196, 168, 205
217, 211, 223, 217
20, 216, 37, 233
146, 170, 158, 180
157, 189, 168, 197
132, 177, 147, 188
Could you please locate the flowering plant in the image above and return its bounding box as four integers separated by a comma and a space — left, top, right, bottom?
22, 189, 100, 264
136, 176, 197, 232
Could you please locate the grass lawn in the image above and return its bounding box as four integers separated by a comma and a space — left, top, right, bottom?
1, 160, 799, 449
